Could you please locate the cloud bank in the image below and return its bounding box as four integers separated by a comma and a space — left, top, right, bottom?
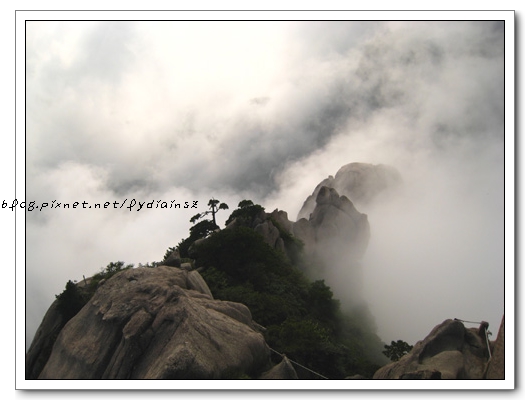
25, 20, 505, 348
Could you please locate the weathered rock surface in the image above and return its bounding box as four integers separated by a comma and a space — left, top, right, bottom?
295, 186, 370, 260
25, 298, 67, 380
297, 162, 402, 220
160, 249, 181, 268
254, 220, 284, 253
485, 315, 505, 379
259, 355, 299, 379
226, 207, 294, 258
269, 209, 294, 235
27, 266, 272, 379
293, 186, 370, 303
373, 319, 492, 379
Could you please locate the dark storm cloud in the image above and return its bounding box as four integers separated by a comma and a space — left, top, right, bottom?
204, 92, 360, 195
25, 21, 393, 200
26, 21, 504, 201
26, 21, 505, 196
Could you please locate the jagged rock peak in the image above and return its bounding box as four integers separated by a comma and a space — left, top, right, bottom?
297, 162, 402, 220
314, 186, 360, 217
294, 185, 370, 262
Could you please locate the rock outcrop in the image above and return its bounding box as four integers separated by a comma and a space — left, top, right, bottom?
25, 298, 67, 380
289, 162, 400, 305
292, 186, 370, 303
27, 266, 271, 379
224, 206, 297, 259
25, 162, 407, 380
485, 315, 505, 379
254, 220, 285, 253
373, 319, 494, 379
297, 162, 402, 220
259, 355, 299, 379
294, 186, 370, 261
160, 249, 181, 268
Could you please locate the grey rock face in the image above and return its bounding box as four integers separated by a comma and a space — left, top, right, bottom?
291, 162, 400, 305
226, 208, 294, 258
186, 270, 213, 299
373, 319, 492, 379
254, 220, 282, 250
28, 267, 271, 379
292, 186, 370, 303
180, 262, 193, 271
297, 162, 402, 221
161, 249, 181, 268
269, 209, 294, 235
308, 186, 370, 260
25, 298, 67, 380
294, 186, 370, 256
485, 315, 505, 379
259, 355, 299, 379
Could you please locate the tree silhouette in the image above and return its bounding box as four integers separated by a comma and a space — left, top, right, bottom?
382, 340, 413, 361
225, 199, 265, 226
190, 198, 229, 228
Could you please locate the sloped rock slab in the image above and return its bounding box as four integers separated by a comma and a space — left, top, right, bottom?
373, 319, 490, 380
37, 267, 271, 379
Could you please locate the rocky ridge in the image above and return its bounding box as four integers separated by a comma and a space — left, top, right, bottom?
297, 162, 402, 221
27, 266, 271, 379
224, 185, 371, 305
26, 161, 504, 380
373, 318, 505, 380
26, 161, 401, 380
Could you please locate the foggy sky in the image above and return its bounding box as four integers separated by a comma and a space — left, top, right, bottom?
25, 20, 506, 349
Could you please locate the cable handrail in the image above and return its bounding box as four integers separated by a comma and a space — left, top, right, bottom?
269, 347, 329, 380
454, 318, 492, 359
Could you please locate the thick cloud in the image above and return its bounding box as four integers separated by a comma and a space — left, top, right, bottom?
25, 20, 506, 349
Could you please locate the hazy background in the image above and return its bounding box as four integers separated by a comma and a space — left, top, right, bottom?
25, 20, 505, 349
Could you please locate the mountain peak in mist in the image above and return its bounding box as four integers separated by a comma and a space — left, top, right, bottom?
297, 162, 402, 221
25, 160, 505, 380
293, 162, 400, 305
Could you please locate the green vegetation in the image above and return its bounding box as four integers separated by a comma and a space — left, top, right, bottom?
188, 200, 386, 379
268, 216, 305, 268
176, 219, 218, 259
55, 280, 89, 322
227, 199, 304, 267
55, 261, 133, 323
190, 198, 229, 227
52, 198, 387, 379
225, 199, 264, 226
137, 261, 158, 268
86, 261, 134, 293
176, 198, 229, 258
382, 340, 413, 361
